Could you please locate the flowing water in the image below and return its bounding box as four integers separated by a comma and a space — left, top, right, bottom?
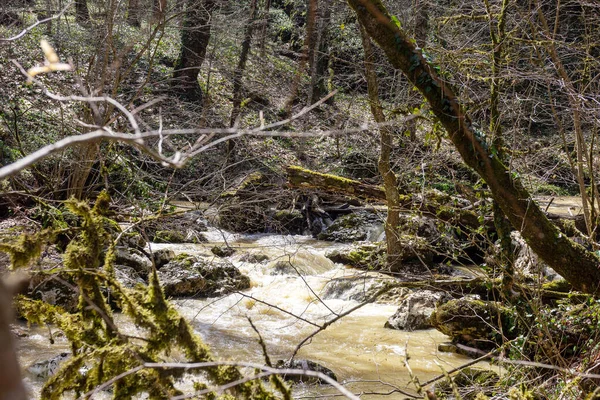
17, 228, 492, 399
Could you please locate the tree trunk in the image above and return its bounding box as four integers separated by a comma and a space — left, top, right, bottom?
153, 0, 167, 22
347, 0, 600, 294
0, 280, 27, 400
173, 0, 216, 101
358, 24, 406, 272
75, 0, 90, 23
227, 0, 258, 158
307, 0, 332, 105
127, 0, 140, 27
283, 0, 318, 116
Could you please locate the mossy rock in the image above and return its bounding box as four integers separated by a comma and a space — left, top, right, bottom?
239, 253, 269, 263
157, 258, 250, 297
154, 229, 206, 244
326, 243, 385, 269
211, 246, 236, 258
273, 209, 305, 234
431, 298, 518, 345
326, 236, 433, 271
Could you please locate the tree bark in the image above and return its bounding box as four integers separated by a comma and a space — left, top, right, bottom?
153, 0, 167, 22
358, 24, 406, 271
127, 0, 141, 27
227, 0, 258, 158
0, 280, 27, 400
307, 0, 332, 105
347, 0, 600, 294
173, 0, 216, 101
75, 0, 90, 23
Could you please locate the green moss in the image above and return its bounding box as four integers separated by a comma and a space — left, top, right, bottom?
10, 194, 282, 399
542, 279, 572, 293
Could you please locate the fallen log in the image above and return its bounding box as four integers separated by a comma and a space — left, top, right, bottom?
286, 165, 487, 229
286, 165, 386, 201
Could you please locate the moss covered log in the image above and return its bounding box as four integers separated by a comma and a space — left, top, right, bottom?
286, 165, 386, 201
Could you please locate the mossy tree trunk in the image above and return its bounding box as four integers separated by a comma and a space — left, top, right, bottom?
173, 0, 216, 101
485, 0, 515, 294
347, 0, 600, 294
358, 25, 407, 272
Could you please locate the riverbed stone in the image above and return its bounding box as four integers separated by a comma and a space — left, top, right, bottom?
211, 245, 236, 258
326, 237, 433, 271
385, 290, 452, 331
152, 248, 175, 269
114, 247, 152, 275
114, 265, 146, 288
275, 359, 337, 384
317, 211, 382, 242
239, 252, 270, 263
157, 257, 250, 297
431, 298, 517, 345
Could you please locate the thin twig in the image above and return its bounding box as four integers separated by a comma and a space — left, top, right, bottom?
0, 1, 74, 42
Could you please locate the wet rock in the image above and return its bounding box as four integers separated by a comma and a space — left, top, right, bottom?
117, 231, 146, 249
114, 247, 152, 275
269, 260, 306, 276
317, 211, 383, 242
27, 352, 70, 379
211, 246, 236, 258
152, 249, 175, 269
114, 265, 146, 288
385, 290, 452, 331
326, 238, 433, 271
275, 359, 337, 384
239, 252, 270, 263
431, 298, 517, 346
326, 243, 385, 269
321, 276, 401, 302
158, 256, 250, 297
272, 209, 305, 235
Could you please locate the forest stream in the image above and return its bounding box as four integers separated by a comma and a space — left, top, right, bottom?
16, 223, 496, 399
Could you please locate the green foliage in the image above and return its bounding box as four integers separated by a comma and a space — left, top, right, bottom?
7, 193, 283, 399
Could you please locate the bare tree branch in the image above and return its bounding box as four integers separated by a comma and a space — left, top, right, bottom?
0, 1, 74, 42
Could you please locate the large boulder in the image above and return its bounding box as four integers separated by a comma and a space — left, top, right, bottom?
431, 298, 517, 346
385, 290, 451, 331
157, 256, 251, 297
114, 247, 153, 275
317, 211, 383, 242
